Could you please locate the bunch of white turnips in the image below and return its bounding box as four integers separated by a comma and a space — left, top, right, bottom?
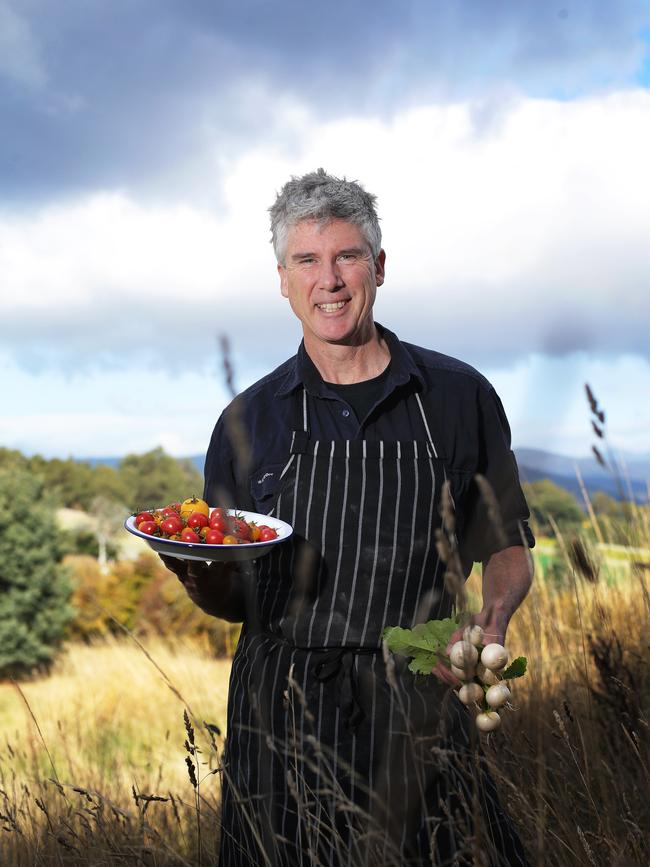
448, 625, 513, 732
382, 615, 527, 735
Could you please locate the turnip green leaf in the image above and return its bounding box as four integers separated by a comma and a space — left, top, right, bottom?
501, 656, 527, 679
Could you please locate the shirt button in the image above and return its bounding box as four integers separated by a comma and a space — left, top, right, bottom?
341, 409, 350, 418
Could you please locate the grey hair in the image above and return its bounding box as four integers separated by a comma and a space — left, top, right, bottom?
269, 168, 382, 265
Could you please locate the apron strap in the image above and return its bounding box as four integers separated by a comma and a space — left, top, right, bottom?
414, 391, 439, 458
286, 388, 311, 456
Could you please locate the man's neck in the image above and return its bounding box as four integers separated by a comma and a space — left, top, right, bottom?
303, 326, 391, 384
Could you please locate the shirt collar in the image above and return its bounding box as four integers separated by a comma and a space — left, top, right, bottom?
274, 323, 425, 398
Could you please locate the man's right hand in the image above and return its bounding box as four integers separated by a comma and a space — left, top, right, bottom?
159, 555, 247, 623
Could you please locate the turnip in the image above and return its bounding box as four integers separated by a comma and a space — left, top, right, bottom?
449, 640, 479, 670
485, 683, 511, 709
479, 643, 508, 671
463, 625, 484, 647
475, 711, 501, 733
450, 663, 474, 680
458, 682, 484, 706
476, 663, 500, 686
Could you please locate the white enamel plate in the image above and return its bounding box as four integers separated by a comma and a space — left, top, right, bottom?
124, 508, 293, 562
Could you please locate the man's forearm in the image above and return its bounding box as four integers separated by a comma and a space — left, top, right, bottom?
479, 545, 534, 640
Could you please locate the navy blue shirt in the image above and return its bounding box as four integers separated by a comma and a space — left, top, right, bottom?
204, 325, 534, 575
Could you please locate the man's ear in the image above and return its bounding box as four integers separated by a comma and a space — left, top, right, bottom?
375, 249, 386, 287
278, 263, 289, 298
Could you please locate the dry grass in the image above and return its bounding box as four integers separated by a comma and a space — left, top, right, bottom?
480, 550, 650, 867
1, 545, 649, 865
0, 636, 231, 865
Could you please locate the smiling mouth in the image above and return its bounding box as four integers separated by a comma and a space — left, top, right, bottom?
316, 300, 348, 312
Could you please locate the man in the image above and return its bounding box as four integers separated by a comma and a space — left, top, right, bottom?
165, 169, 534, 866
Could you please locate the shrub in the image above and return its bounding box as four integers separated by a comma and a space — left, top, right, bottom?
0, 468, 73, 678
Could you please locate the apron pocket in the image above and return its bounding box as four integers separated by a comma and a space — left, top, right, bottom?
249, 464, 286, 512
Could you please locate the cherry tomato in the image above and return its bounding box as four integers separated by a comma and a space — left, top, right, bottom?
168, 533, 182, 541
231, 518, 251, 541
187, 512, 209, 530
138, 520, 159, 536
221, 534, 239, 545
160, 516, 184, 536
168, 502, 182, 512
205, 528, 225, 545
248, 523, 261, 542
162, 506, 180, 518
209, 512, 228, 532
180, 497, 209, 519
259, 527, 278, 542
180, 527, 200, 543
135, 512, 155, 526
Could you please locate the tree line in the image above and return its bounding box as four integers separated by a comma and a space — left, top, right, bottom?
0, 446, 203, 513
0, 445, 640, 680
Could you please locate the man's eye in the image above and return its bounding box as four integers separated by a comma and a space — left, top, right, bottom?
338, 253, 356, 262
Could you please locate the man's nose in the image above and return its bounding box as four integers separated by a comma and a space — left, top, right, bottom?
318, 260, 344, 291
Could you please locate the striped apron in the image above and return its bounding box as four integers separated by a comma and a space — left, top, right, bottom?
218, 390, 529, 867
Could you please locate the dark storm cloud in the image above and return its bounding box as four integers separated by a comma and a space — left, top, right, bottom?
1, 0, 648, 202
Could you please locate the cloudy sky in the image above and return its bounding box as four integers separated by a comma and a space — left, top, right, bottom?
1, 0, 649, 461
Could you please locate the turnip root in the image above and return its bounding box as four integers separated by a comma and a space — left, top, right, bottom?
449, 641, 479, 670
476, 663, 500, 686
479, 643, 508, 671
451, 663, 474, 680
458, 682, 484, 705
485, 683, 511, 709
463, 625, 484, 647
475, 711, 501, 732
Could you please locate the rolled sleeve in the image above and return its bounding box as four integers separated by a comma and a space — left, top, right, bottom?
459, 386, 535, 570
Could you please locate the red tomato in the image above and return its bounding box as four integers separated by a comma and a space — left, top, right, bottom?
160, 516, 184, 536
205, 528, 225, 545
161, 506, 180, 518
168, 502, 182, 512
135, 512, 155, 526
259, 527, 278, 542
231, 518, 251, 541
180, 527, 200, 543
187, 512, 209, 530
138, 520, 159, 536
209, 512, 228, 531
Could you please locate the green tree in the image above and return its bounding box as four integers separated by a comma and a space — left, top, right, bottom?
119, 447, 203, 511
0, 468, 73, 678
523, 479, 584, 536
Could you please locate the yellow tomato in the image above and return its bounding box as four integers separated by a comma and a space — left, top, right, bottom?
180, 497, 209, 519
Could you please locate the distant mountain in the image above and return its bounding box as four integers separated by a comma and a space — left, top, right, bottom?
514, 447, 649, 503
78, 448, 649, 504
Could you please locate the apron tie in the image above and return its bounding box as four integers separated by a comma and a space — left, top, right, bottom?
312, 648, 366, 733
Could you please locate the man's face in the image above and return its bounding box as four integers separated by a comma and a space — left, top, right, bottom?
278, 219, 385, 349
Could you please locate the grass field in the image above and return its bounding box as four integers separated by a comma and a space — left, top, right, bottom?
1, 542, 649, 865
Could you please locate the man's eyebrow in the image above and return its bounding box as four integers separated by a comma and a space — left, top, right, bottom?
290, 251, 317, 261
337, 246, 367, 256
290, 246, 367, 261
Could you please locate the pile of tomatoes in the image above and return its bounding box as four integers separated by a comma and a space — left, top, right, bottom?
133, 497, 279, 545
